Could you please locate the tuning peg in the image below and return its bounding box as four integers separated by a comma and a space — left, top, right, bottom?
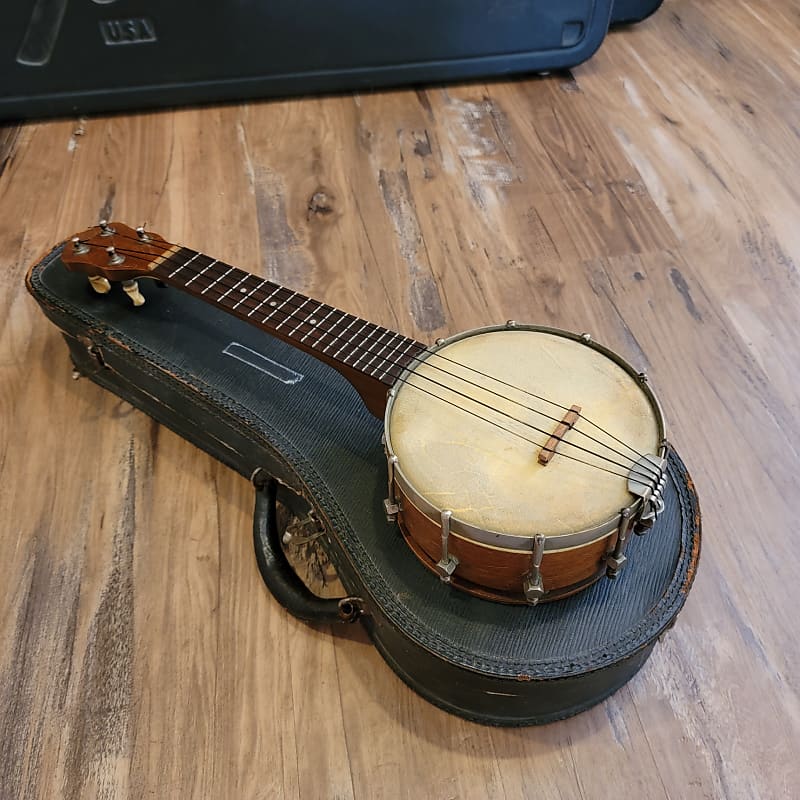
71, 236, 89, 255
122, 279, 145, 307
88, 276, 111, 294
106, 246, 124, 265
98, 219, 114, 237
136, 224, 150, 242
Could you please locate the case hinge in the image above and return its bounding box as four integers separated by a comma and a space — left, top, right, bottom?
77, 335, 106, 368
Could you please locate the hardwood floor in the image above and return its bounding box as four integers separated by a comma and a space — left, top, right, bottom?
2, 1, 799, 797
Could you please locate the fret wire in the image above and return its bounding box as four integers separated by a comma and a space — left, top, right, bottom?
359, 321, 394, 351
217, 270, 251, 302
179, 256, 232, 296
350, 326, 393, 369
164, 253, 424, 385
349, 320, 388, 363
185, 262, 243, 305
183, 265, 299, 337
184, 258, 218, 287
232, 276, 267, 310
174, 256, 252, 300
314, 310, 350, 350
109, 246, 430, 394
168, 251, 201, 279
212, 273, 418, 381
376, 335, 411, 373
191, 263, 417, 375
204, 260, 227, 279
360, 330, 397, 373
178, 261, 337, 349
302, 306, 335, 342
247, 285, 282, 317
98, 238, 655, 469
376, 338, 419, 381
322, 315, 358, 353
263, 290, 296, 323
200, 265, 235, 295
180, 255, 639, 464
229, 279, 633, 468
159, 253, 417, 386
354, 330, 388, 370
160, 256, 655, 470
333, 319, 371, 361
276, 296, 310, 331
289, 301, 325, 338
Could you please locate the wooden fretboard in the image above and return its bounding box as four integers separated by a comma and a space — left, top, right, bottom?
151, 247, 427, 417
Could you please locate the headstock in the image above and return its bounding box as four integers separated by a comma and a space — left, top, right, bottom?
63, 221, 177, 306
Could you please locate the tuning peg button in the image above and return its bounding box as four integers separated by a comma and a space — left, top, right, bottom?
122, 280, 145, 307
88, 276, 111, 294
99, 219, 114, 236
71, 236, 89, 255
136, 225, 150, 242
106, 246, 124, 265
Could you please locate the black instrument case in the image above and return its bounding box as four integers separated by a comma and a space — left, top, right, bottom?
27, 242, 700, 726
0, 0, 661, 120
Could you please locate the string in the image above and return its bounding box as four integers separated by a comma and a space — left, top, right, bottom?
159, 246, 653, 464
154, 250, 661, 478
421, 348, 651, 461
78, 239, 662, 480
393, 377, 647, 481
391, 370, 658, 479
77, 239, 662, 480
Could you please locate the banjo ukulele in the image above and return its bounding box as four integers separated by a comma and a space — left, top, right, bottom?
62, 221, 668, 605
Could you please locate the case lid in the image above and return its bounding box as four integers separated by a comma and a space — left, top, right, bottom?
2, 0, 613, 119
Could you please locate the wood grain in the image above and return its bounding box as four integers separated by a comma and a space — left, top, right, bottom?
2, 1, 800, 797
396, 488, 614, 598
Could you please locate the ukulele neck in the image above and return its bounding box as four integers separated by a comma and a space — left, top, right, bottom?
151, 247, 426, 417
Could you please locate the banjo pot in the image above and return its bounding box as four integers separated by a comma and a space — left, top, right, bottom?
383, 323, 667, 605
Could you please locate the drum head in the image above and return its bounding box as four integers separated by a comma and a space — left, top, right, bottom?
386, 327, 662, 540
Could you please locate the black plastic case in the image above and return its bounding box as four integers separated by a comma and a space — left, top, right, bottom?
2, 0, 619, 120
27, 243, 701, 726
610, 0, 663, 26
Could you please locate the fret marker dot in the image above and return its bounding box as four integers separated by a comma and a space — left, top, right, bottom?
239, 287, 247, 293
269, 301, 278, 307
309, 318, 317, 325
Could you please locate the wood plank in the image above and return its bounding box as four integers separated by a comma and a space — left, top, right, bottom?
2, 1, 800, 796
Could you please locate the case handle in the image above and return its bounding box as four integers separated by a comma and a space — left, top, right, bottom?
252, 469, 361, 624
